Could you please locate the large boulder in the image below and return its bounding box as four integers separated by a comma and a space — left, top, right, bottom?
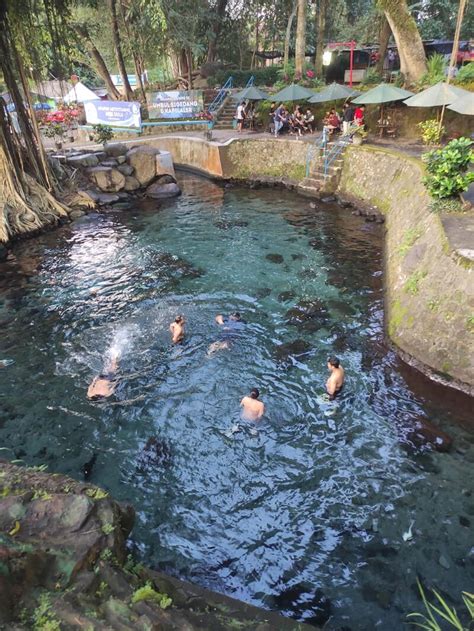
155, 150, 176, 178
145, 180, 181, 199
104, 142, 128, 157
87, 166, 125, 192
126, 146, 160, 186
66, 153, 99, 168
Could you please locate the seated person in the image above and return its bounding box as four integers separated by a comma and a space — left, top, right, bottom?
240, 388, 265, 421
87, 353, 119, 400
304, 109, 315, 133
324, 109, 341, 134
326, 356, 345, 400
170, 315, 185, 344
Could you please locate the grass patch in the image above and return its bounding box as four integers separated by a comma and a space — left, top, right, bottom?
404, 270, 427, 295
397, 227, 423, 256
467, 315, 474, 333
131, 582, 172, 609
429, 197, 466, 214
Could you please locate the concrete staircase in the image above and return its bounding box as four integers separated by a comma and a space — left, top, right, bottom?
211, 95, 237, 130
298, 143, 346, 196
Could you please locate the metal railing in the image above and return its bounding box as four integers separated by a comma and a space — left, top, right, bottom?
305, 128, 328, 177
323, 125, 359, 178
208, 76, 233, 114
245, 75, 255, 87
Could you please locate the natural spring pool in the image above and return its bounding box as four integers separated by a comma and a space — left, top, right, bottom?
0, 174, 472, 629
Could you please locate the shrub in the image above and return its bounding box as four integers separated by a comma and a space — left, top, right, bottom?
418, 119, 444, 145
455, 62, 474, 85
209, 67, 280, 88
419, 53, 446, 87
362, 68, 383, 85
92, 123, 114, 145
422, 137, 474, 199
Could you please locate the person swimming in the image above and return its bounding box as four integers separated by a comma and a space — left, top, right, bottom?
87, 353, 119, 400
170, 315, 185, 344
240, 388, 265, 421
208, 312, 246, 355
326, 356, 345, 400
215, 312, 246, 329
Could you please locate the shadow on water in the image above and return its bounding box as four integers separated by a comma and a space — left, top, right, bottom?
0, 172, 472, 631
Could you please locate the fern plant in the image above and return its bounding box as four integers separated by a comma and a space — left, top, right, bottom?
419, 53, 446, 87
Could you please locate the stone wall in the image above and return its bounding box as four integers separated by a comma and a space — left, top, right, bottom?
144, 136, 309, 180
338, 145, 474, 392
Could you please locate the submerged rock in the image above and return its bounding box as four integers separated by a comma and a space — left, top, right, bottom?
274, 339, 311, 362
136, 436, 172, 472
266, 253, 284, 264
277, 290, 297, 303
285, 299, 330, 328
255, 287, 272, 299
214, 220, 249, 230
273, 583, 331, 627
405, 417, 453, 452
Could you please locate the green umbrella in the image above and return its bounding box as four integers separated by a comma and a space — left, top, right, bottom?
351, 83, 414, 104
271, 83, 314, 102
447, 92, 474, 116
403, 82, 468, 107
308, 82, 360, 103
234, 86, 270, 101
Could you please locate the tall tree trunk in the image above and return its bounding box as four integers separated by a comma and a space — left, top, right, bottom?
76, 25, 121, 100
186, 48, 193, 88
206, 0, 228, 63
108, 0, 133, 99
284, 0, 298, 70
295, 0, 307, 77
251, 15, 259, 69
379, 0, 427, 85
314, 0, 327, 76
375, 15, 391, 75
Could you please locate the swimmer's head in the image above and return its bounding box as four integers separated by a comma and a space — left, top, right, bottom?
250, 388, 259, 399
175, 315, 184, 324
327, 356, 340, 369
230, 312, 241, 321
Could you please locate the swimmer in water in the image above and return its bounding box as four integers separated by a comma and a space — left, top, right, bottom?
326, 356, 345, 400
240, 388, 265, 421
215, 312, 246, 328
170, 315, 185, 344
87, 353, 119, 400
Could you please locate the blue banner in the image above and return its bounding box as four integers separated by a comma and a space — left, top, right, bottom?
83, 100, 141, 129
147, 90, 204, 119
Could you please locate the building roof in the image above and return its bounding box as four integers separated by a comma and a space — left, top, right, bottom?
34, 80, 72, 100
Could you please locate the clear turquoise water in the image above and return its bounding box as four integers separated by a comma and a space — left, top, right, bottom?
0, 174, 472, 629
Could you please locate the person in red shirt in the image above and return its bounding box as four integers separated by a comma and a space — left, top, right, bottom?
354, 104, 365, 126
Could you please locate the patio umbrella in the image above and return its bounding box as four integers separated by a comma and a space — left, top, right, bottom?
271, 83, 314, 102
447, 92, 474, 116
351, 83, 414, 137
403, 82, 468, 108
234, 86, 270, 101
308, 82, 360, 103
351, 83, 414, 104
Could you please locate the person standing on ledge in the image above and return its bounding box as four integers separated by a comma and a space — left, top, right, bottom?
240, 388, 265, 421
170, 315, 185, 344
326, 356, 345, 400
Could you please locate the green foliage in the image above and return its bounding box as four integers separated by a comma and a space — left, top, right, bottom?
428, 197, 465, 214
32, 594, 61, 631
418, 119, 443, 146
467, 315, 474, 333
32, 489, 53, 501
405, 270, 427, 295
422, 137, 474, 199
209, 67, 281, 88
407, 579, 474, 630
362, 68, 383, 85
85, 488, 109, 500
92, 124, 114, 145
101, 522, 115, 535
419, 53, 446, 87
131, 582, 172, 609
96, 581, 108, 598
398, 228, 422, 255
455, 62, 474, 85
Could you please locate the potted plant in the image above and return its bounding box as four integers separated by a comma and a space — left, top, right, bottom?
42, 122, 66, 149
92, 123, 115, 146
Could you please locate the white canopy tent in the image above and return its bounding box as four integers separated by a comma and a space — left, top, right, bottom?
63, 82, 99, 104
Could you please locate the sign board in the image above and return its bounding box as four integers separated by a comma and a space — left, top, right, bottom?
147, 90, 203, 119
111, 74, 138, 87
344, 69, 366, 84
84, 100, 141, 128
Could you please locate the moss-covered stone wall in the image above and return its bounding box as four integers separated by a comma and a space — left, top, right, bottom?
338, 145, 474, 392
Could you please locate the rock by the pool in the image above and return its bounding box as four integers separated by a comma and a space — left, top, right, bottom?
117, 164, 134, 177
104, 142, 127, 157
100, 158, 119, 168
126, 146, 161, 186
69, 210, 86, 220
97, 193, 120, 205
123, 175, 140, 191
278, 290, 297, 303
87, 166, 125, 193
266, 253, 284, 264
274, 339, 311, 362
285, 299, 330, 327
146, 180, 181, 199
406, 417, 453, 452
66, 153, 99, 168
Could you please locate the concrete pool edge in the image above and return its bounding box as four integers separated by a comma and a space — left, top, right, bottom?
144, 136, 473, 395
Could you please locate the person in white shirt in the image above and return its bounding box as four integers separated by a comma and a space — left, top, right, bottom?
236, 102, 245, 132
